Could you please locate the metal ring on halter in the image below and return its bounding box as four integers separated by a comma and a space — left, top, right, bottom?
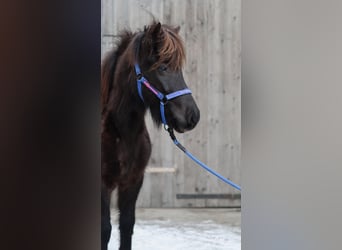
161, 96, 168, 105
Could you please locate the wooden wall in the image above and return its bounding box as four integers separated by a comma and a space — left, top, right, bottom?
102, 0, 241, 207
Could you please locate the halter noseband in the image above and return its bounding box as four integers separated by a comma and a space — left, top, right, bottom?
134, 51, 192, 128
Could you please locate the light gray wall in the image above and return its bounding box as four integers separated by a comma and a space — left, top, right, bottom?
102, 0, 241, 207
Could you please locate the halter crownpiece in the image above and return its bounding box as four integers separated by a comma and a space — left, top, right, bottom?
134, 63, 192, 127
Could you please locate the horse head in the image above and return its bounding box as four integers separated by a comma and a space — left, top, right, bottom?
135, 22, 200, 133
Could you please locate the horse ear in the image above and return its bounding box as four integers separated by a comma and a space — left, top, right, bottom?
150, 22, 162, 38
143, 22, 162, 54
174, 26, 181, 34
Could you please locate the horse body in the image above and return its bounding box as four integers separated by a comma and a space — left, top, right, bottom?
101, 22, 200, 250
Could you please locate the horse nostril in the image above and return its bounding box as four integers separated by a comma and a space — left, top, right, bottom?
187, 109, 200, 130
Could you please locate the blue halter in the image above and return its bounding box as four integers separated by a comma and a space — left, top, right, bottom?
134, 63, 192, 127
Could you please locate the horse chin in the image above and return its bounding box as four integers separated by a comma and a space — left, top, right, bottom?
173, 127, 186, 133
169, 122, 188, 133
167, 116, 188, 133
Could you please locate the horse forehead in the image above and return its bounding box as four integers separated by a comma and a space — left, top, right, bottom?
156, 31, 185, 68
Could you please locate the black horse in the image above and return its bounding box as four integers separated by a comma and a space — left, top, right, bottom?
101, 21, 200, 250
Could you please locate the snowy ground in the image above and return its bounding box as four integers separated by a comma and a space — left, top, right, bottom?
108, 208, 241, 250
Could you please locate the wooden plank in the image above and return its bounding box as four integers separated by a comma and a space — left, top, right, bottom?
176, 193, 241, 200
145, 167, 177, 173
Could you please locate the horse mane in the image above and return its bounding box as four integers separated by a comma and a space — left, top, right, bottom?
149, 24, 186, 71
101, 31, 133, 114
101, 22, 186, 115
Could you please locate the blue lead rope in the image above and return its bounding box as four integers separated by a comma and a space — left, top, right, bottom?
166, 127, 241, 191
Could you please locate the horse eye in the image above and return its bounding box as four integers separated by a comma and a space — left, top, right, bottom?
158, 64, 168, 72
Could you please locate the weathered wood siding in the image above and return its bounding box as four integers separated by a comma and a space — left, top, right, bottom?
102, 0, 241, 207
